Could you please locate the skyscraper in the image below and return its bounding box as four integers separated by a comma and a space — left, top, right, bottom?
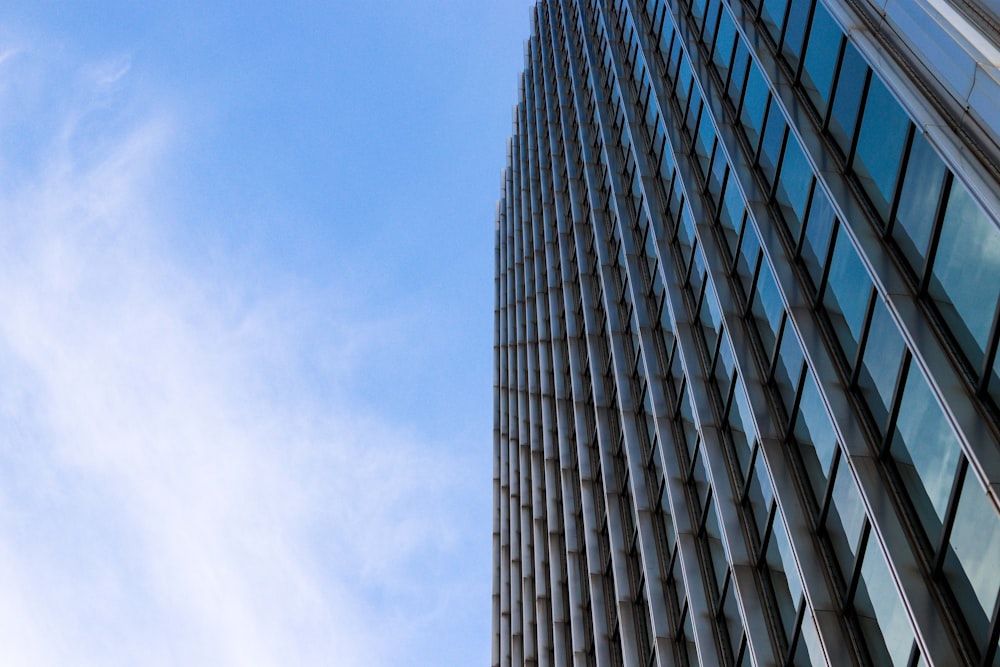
492, 0, 1000, 664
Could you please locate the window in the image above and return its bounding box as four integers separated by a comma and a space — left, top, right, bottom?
892, 131, 947, 272
852, 76, 909, 222
799, 4, 840, 117
821, 229, 872, 363
889, 363, 962, 545
928, 178, 1000, 373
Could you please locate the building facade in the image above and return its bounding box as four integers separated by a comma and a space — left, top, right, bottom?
492, 0, 1000, 665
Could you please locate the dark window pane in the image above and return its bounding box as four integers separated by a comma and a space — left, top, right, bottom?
943, 476, 1000, 653
800, 4, 841, 117
800, 188, 836, 290
892, 132, 947, 273
825, 461, 865, 584
828, 42, 868, 156
822, 230, 872, 363
857, 298, 906, 433
774, 137, 813, 241
793, 369, 837, 500
889, 365, 962, 544
853, 76, 909, 222
928, 179, 1000, 372
854, 542, 914, 666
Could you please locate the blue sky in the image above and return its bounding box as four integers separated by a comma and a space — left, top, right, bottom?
0, 2, 532, 664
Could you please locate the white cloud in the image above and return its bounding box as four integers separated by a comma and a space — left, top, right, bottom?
0, 42, 479, 667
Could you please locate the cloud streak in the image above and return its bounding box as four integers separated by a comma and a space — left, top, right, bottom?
0, 40, 480, 667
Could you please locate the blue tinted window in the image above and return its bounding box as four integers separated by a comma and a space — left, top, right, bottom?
828, 42, 868, 155
793, 369, 837, 499
854, 543, 913, 666
780, 0, 811, 69
822, 230, 872, 363
799, 188, 835, 291
800, 4, 841, 116
729, 380, 758, 473
719, 174, 747, 260
773, 319, 805, 413
889, 365, 962, 544
857, 298, 905, 432
740, 63, 769, 150
746, 448, 774, 544
750, 260, 784, 364
763, 513, 800, 641
825, 461, 865, 583
853, 76, 909, 222
892, 132, 947, 272
774, 136, 813, 240
928, 179, 1000, 372
727, 43, 751, 106
758, 100, 787, 186
735, 223, 762, 300
713, 10, 738, 81
760, 0, 789, 44
943, 476, 1000, 651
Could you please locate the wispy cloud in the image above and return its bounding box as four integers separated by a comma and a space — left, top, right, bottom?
0, 40, 480, 666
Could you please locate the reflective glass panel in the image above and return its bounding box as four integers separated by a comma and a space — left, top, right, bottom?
760, 0, 789, 44
758, 101, 787, 186
741, 64, 769, 150
713, 10, 737, 81
727, 43, 751, 106
746, 448, 774, 545
889, 365, 962, 544
828, 42, 868, 156
928, 178, 1000, 373
799, 187, 835, 291
774, 136, 813, 240
822, 230, 872, 363
892, 131, 946, 273
854, 542, 913, 666
857, 298, 906, 433
750, 260, 784, 364
764, 513, 800, 641
729, 380, 758, 476
719, 173, 747, 260
773, 319, 805, 413
942, 476, 1000, 648
735, 223, 762, 301
800, 4, 841, 117
780, 0, 811, 70
793, 369, 837, 501
825, 460, 866, 584
853, 76, 909, 222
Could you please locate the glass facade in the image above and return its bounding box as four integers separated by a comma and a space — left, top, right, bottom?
493, 0, 1000, 664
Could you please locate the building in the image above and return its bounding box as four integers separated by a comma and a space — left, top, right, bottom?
492, 0, 1000, 664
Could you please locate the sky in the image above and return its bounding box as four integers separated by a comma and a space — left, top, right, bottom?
0, 2, 534, 665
